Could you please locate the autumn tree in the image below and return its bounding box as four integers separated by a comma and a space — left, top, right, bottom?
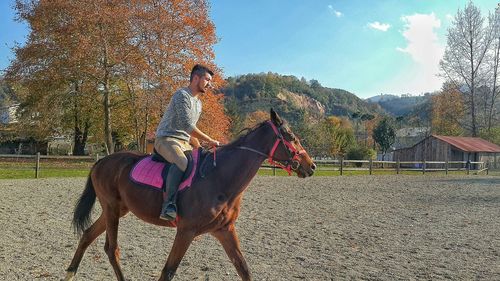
129, 1, 228, 151
373, 117, 395, 160
8, 0, 134, 153
326, 116, 355, 157
350, 111, 377, 146
431, 84, 465, 136
6, 1, 97, 154
197, 90, 231, 143
8, 0, 229, 154
305, 116, 355, 158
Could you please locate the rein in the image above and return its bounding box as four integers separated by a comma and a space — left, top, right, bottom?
237, 120, 306, 175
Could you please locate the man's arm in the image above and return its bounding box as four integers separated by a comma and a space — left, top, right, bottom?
190, 127, 220, 146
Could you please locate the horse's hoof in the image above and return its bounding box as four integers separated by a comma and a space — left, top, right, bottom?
64, 271, 75, 281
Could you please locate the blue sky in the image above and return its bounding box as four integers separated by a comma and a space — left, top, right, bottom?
210, 0, 497, 98
1, 1, 497, 98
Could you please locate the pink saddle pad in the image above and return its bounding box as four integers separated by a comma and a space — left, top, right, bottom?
130, 149, 199, 191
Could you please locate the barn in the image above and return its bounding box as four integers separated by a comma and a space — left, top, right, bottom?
393, 135, 500, 169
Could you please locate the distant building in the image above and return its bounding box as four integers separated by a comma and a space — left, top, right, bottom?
47, 136, 73, 155
394, 135, 500, 169
0, 139, 48, 155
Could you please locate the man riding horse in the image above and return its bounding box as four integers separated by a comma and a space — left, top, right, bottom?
154, 64, 221, 221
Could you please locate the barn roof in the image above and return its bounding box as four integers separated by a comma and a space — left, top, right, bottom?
433, 135, 500, 153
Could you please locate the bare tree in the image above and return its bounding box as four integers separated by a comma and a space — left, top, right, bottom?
440, 1, 495, 136
485, 7, 500, 132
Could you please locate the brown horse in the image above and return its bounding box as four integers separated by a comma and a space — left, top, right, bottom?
64, 109, 316, 281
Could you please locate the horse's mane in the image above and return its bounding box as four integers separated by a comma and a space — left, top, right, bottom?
220, 120, 270, 151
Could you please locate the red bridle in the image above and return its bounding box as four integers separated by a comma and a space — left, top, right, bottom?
265, 121, 307, 175
236, 120, 307, 175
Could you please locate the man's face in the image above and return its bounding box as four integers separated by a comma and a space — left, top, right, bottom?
197, 72, 212, 93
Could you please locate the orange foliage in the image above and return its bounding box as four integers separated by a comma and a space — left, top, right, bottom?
10, 0, 229, 152
431, 85, 464, 136
325, 116, 352, 129
363, 115, 382, 147
198, 90, 231, 143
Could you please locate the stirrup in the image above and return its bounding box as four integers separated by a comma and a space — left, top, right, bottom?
160, 203, 177, 221
159, 213, 176, 221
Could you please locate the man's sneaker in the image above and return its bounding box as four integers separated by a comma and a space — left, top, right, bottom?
159, 203, 177, 221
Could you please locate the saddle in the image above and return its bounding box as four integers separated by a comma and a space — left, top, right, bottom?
129, 148, 216, 192
130, 149, 198, 192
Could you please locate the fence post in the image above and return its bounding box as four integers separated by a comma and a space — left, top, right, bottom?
273, 164, 276, 176
422, 159, 426, 175
396, 158, 400, 175
369, 159, 373, 175
340, 157, 344, 176
35, 152, 40, 178
445, 160, 449, 175
95, 153, 100, 162
466, 160, 470, 175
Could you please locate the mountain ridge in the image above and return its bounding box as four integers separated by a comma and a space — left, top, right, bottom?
220, 73, 385, 127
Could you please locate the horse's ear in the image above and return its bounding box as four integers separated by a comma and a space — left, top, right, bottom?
270, 108, 283, 126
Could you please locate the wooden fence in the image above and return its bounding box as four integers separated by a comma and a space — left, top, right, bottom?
0, 153, 491, 178
0, 153, 99, 178
262, 158, 490, 176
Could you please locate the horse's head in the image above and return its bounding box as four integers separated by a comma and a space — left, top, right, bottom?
268, 109, 316, 178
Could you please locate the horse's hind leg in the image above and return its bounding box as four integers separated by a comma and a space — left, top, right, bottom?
65, 214, 106, 281
104, 205, 126, 281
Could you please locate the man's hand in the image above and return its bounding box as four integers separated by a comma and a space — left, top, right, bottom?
190, 137, 201, 148
208, 139, 220, 147
190, 127, 222, 147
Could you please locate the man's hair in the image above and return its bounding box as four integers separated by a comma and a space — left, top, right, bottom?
190, 64, 214, 82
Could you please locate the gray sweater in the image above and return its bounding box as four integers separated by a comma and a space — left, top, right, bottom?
155, 87, 202, 141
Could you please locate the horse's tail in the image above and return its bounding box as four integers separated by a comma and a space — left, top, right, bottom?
72, 171, 96, 236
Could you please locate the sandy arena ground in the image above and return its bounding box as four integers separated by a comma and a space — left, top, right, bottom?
0, 175, 499, 280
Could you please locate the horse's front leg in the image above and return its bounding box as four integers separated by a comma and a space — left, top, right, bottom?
158, 230, 195, 281
211, 225, 251, 281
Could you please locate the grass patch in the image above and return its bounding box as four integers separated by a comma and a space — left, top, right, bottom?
1, 165, 495, 179
257, 167, 493, 177
0, 159, 93, 179
0, 168, 90, 179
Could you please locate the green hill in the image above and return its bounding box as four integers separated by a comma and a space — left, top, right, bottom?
220, 73, 383, 127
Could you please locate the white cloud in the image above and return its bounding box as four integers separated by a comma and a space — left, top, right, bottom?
446, 14, 453, 21
368, 21, 391, 32
328, 5, 343, 17
395, 13, 445, 93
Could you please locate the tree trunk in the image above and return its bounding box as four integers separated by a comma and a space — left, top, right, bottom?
97, 20, 114, 155
142, 111, 149, 153
72, 81, 90, 156
470, 36, 478, 137
488, 39, 500, 132
470, 90, 478, 137
73, 121, 89, 156
103, 84, 114, 154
